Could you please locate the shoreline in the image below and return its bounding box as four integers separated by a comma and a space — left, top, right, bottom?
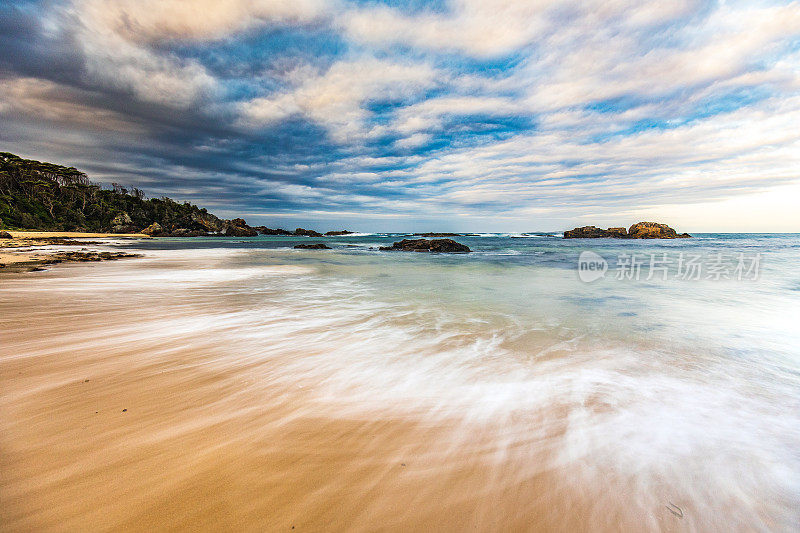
0, 231, 149, 273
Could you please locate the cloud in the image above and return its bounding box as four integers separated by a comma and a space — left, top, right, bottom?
0, 77, 145, 134
341, 0, 701, 57
77, 0, 330, 43
394, 133, 432, 149
239, 58, 439, 142
524, 2, 800, 111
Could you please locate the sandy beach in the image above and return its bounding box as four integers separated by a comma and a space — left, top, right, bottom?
0, 231, 148, 272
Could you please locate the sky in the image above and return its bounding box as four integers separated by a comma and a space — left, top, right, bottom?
1, 0, 800, 232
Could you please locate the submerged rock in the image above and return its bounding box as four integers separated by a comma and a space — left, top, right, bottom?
45, 251, 141, 263
379, 238, 471, 253
294, 243, 331, 249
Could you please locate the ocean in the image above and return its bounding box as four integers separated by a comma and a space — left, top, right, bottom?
1, 233, 798, 530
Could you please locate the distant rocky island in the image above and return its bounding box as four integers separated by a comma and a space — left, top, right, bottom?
564, 222, 691, 239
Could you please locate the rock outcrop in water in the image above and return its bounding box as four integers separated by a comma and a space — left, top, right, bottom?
627, 222, 690, 239
254, 227, 293, 235
294, 243, 331, 249
256, 227, 354, 236
221, 218, 258, 237
379, 238, 471, 253
564, 222, 690, 239
563, 226, 612, 238
294, 228, 323, 237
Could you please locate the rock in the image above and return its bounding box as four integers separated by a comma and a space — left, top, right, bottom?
563, 226, 613, 238
0, 231, 12, 239
226, 225, 258, 237
255, 227, 294, 235
141, 222, 163, 236
111, 212, 133, 226
110, 213, 136, 233
294, 228, 323, 237
222, 219, 258, 237
294, 243, 331, 249
168, 228, 207, 237
47, 251, 141, 263
563, 222, 690, 239
379, 238, 471, 253
191, 212, 225, 233
627, 221, 690, 239
324, 230, 354, 236
113, 225, 139, 234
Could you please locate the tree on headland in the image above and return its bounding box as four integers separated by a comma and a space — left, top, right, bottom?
0, 152, 224, 233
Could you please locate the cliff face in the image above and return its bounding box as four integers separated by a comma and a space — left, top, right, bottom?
0, 152, 225, 233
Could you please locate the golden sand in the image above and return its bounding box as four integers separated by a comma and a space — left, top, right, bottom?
0, 231, 149, 270
4, 231, 148, 239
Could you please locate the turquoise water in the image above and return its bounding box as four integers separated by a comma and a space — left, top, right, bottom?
133, 232, 800, 366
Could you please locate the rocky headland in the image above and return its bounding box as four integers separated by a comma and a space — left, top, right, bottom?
564, 222, 691, 239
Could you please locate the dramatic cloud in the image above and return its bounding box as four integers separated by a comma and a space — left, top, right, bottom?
1, 0, 799, 230
239, 58, 439, 141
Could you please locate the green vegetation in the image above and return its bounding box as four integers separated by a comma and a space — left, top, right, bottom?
0, 152, 223, 232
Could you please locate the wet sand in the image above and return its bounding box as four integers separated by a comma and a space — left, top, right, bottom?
0, 231, 148, 272
0, 321, 656, 531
